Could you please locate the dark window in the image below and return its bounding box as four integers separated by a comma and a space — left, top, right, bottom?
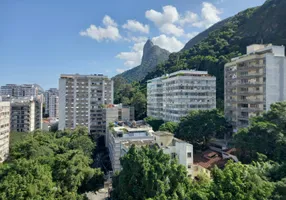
187, 152, 192, 158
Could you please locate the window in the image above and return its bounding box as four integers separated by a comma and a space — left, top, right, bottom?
171, 153, 176, 159
187, 152, 192, 158
188, 165, 192, 169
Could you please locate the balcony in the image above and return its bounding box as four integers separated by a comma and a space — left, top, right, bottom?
236, 65, 264, 71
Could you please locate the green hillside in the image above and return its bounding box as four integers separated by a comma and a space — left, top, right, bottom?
142, 0, 286, 101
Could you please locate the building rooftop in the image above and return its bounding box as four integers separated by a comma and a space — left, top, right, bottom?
194, 148, 236, 170
147, 70, 215, 83
60, 74, 109, 78
121, 140, 154, 149
153, 131, 174, 136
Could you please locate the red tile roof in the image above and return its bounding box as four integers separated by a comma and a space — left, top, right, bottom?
194, 149, 232, 170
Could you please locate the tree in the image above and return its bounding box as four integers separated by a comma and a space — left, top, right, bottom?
159, 122, 178, 133
234, 102, 286, 163
111, 145, 191, 200
3, 128, 104, 199
144, 116, 164, 131
176, 109, 231, 150
210, 161, 274, 200
0, 159, 56, 200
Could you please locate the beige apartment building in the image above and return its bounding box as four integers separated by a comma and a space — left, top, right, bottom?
10, 97, 43, 132
58, 74, 113, 133
225, 44, 286, 129
0, 101, 10, 163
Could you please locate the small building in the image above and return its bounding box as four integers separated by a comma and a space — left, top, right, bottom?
107, 122, 154, 172
153, 131, 194, 177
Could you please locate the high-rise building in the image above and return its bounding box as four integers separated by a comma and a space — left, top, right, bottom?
0, 84, 44, 98
225, 44, 286, 129
0, 101, 10, 163
58, 74, 113, 133
44, 88, 59, 118
147, 70, 216, 122
10, 96, 43, 132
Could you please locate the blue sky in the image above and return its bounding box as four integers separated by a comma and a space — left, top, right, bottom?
0, 0, 265, 90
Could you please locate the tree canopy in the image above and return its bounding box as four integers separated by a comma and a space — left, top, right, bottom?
111, 145, 191, 200
0, 127, 104, 199
159, 122, 179, 133
176, 109, 231, 150
144, 116, 164, 131
234, 102, 286, 163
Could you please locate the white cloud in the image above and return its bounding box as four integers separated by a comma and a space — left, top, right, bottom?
102, 15, 117, 27
116, 68, 126, 73
152, 34, 184, 52
179, 11, 199, 26
116, 42, 145, 67
80, 15, 121, 41
159, 23, 184, 37
193, 2, 221, 28
130, 36, 148, 43
145, 5, 183, 36
185, 32, 199, 39
122, 20, 149, 34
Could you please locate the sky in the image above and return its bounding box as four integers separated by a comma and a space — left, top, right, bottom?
0, 0, 266, 90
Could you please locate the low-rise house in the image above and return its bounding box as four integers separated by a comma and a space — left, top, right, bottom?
153, 131, 194, 177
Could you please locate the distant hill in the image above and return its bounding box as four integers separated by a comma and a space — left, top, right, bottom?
142, 0, 286, 101
113, 40, 170, 83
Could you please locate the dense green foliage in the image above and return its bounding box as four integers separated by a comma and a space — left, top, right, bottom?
144, 116, 164, 131
176, 109, 231, 150
111, 145, 284, 200
234, 101, 286, 163
114, 79, 147, 120
0, 127, 104, 199
159, 122, 179, 133
115, 0, 286, 109
111, 145, 191, 200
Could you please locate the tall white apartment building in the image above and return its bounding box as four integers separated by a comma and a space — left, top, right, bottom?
10, 97, 43, 132
0, 84, 43, 98
44, 88, 59, 118
0, 101, 10, 163
147, 70, 216, 122
58, 74, 113, 133
225, 44, 286, 129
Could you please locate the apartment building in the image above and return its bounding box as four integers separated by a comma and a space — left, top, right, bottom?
90, 104, 135, 136
44, 88, 59, 118
108, 121, 154, 171
0, 101, 10, 163
225, 44, 286, 129
10, 97, 42, 132
0, 84, 43, 98
58, 74, 113, 133
147, 70, 216, 122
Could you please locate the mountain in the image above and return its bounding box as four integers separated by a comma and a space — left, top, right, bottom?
142, 0, 286, 102
113, 40, 170, 83
182, 17, 232, 51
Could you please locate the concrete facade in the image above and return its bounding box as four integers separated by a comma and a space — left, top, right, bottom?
153, 131, 194, 177
225, 44, 286, 129
44, 88, 59, 118
0, 84, 43, 98
147, 70, 216, 122
58, 74, 113, 133
10, 97, 42, 132
108, 123, 154, 172
0, 101, 10, 163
